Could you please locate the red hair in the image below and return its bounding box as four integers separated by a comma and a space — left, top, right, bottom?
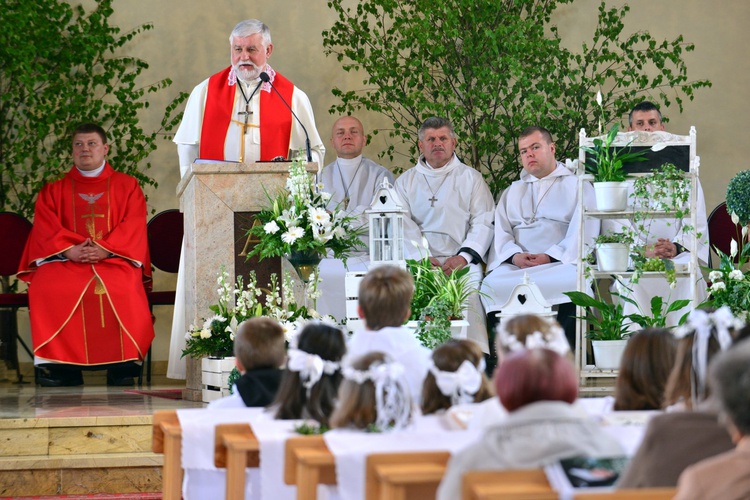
495, 348, 578, 412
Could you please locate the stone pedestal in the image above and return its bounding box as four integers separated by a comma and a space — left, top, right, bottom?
176, 161, 317, 401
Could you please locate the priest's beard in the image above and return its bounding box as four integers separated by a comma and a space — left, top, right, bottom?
233, 62, 262, 82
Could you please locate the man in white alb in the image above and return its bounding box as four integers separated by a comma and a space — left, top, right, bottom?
167, 19, 325, 379
394, 117, 495, 353
481, 126, 598, 346
316, 116, 395, 321
604, 102, 708, 326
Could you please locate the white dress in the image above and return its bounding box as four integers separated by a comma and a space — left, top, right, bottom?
315, 156, 395, 322
167, 68, 325, 379
394, 155, 495, 352
481, 163, 598, 310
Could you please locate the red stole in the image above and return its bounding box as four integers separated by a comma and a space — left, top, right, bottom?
200, 67, 294, 161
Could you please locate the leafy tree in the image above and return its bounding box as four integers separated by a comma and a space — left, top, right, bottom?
323, 0, 711, 195
0, 0, 187, 220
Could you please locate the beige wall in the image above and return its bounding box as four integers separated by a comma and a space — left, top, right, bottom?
36, 0, 739, 365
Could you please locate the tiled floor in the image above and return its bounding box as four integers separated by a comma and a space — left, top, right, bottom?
0, 371, 204, 420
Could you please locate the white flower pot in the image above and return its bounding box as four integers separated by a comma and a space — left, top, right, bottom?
596, 243, 630, 272
593, 182, 629, 211
405, 319, 470, 340
201, 356, 235, 402
591, 339, 628, 370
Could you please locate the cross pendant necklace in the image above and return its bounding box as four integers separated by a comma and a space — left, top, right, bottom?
236, 81, 254, 136
423, 174, 449, 207
528, 177, 560, 223
337, 158, 364, 210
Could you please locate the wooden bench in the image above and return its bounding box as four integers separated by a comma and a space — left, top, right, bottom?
152, 410, 182, 500
214, 423, 260, 500
365, 451, 450, 500
283, 435, 336, 500
461, 469, 556, 500
573, 488, 676, 499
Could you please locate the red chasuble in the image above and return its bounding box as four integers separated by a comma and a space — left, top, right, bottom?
18, 164, 154, 366
199, 66, 294, 161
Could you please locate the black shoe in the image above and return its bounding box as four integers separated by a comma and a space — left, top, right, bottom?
37, 367, 83, 387
107, 373, 135, 386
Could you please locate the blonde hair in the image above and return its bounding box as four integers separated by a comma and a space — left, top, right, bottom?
358, 266, 414, 330
233, 317, 285, 370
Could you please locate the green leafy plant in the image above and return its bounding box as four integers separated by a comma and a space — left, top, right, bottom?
726, 170, 750, 225
294, 421, 330, 435
594, 231, 635, 245
227, 367, 240, 394
564, 289, 634, 341
1, 0, 187, 220
406, 257, 474, 321
581, 124, 648, 182
627, 295, 690, 329
415, 298, 453, 349
322, 0, 710, 196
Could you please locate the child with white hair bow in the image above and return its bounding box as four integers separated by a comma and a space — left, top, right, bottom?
421, 339, 494, 415
272, 322, 346, 426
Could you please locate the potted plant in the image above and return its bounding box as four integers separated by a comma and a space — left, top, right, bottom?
581, 124, 648, 211
632, 162, 690, 213
563, 289, 633, 370
593, 231, 634, 272
406, 257, 475, 348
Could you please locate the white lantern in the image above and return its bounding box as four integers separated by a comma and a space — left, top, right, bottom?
366, 179, 406, 268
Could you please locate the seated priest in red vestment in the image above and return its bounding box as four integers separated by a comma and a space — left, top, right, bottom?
18, 123, 154, 387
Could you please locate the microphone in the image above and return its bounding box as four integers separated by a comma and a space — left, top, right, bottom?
259, 71, 312, 162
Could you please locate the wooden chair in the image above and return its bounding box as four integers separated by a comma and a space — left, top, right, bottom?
214, 423, 260, 500
365, 451, 450, 500
707, 200, 745, 268
573, 488, 676, 499
152, 410, 182, 500
283, 435, 336, 500
462, 469, 556, 500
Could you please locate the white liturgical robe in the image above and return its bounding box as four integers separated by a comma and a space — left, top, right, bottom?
395, 154, 495, 352
167, 67, 325, 379
482, 162, 598, 310
316, 156, 395, 321
602, 179, 709, 326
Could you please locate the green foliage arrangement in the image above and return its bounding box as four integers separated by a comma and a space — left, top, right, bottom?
415, 298, 453, 349
594, 231, 635, 245
1, 0, 187, 220
581, 124, 648, 182
627, 295, 690, 329
248, 158, 364, 262
705, 240, 750, 322
294, 422, 330, 435
407, 257, 473, 321
322, 0, 710, 196
726, 170, 750, 225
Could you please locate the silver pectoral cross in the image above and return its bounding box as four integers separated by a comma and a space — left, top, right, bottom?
428, 195, 438, 207
237, 105, 253, 135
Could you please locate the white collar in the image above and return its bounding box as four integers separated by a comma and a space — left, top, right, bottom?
76, 161, 106, 177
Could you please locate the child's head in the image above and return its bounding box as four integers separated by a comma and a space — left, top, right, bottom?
358, 265, 414, 330
233, 317, 286, 372
273, 322, 347, 426
614, 328, 676, 411
496, 314, 569, 359
664, 307, 741, 409
421, 339, 494, 415
495, 348, 578, 412
331, 351, 412, 431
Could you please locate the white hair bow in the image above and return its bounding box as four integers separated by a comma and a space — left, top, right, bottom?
342, 360, 412, 431
674, 306, 741, 403
430, 359, 484, 405
286, 348, 339, 394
